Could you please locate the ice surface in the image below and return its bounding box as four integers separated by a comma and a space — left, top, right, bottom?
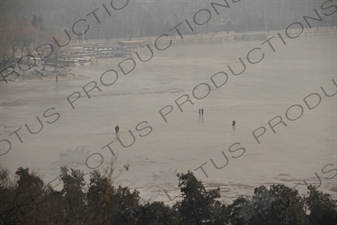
1, 34, 336, 205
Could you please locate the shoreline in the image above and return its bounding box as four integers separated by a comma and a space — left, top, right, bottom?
12, 73, 89, 83
1, 68, 89, 84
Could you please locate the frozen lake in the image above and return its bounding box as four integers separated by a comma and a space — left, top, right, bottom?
1, 34, 336, 204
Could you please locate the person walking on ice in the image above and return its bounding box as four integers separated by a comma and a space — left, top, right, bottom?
232, 120, 236, 131
198, 109, 203, 123
115, 125, 120, 134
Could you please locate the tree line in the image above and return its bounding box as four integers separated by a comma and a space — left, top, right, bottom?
1, 165, 336, 225
1, 0, 336, 37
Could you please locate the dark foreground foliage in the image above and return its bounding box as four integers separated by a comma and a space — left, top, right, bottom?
0, 166, 336, 225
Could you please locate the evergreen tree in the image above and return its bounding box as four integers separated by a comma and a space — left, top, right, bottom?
38, 15, 44, 30
306, 185, 337, 225
173, 171, 227, 225
59, 166, 86, 224
31, 14, 38, 28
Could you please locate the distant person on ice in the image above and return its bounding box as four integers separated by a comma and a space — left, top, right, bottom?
198, 109, 202, 123
232, 120, 236, 126
115, 125, 120, 134
198, 109, 204, 122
